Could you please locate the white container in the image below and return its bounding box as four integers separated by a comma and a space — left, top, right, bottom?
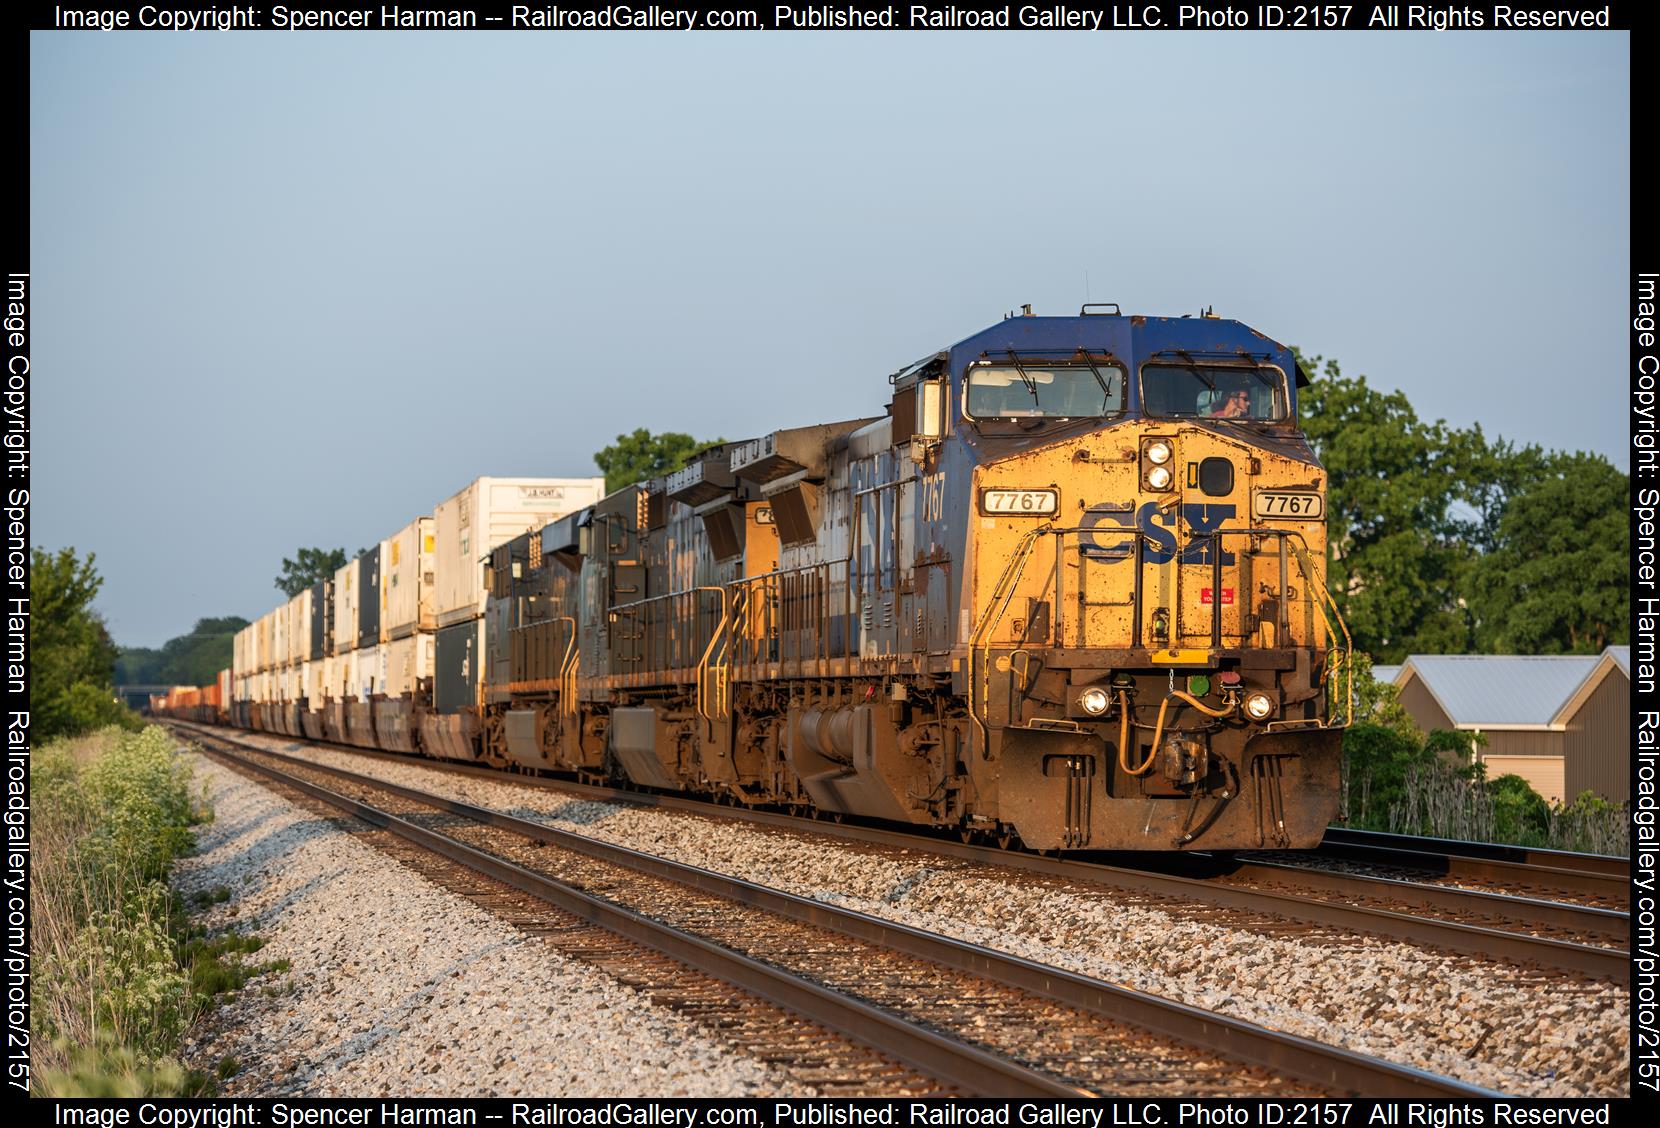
333, 559, 359, 654
433, 476, 604, 629
320, 654, 343, 702
383, 516, 435, 640
384, 632, 433, 699
350, 644, 386, 700
274, 603, 291, 671
287, 590, 312, 666
257, 613, 273, 673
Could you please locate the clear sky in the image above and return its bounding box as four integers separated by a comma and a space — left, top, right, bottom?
30, 30, 1630, 649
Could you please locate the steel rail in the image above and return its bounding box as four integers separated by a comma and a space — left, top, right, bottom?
1207, 856, 1628, 944
1320, 827, 1629, 877
1308, 841, 1627, 903
189, 729, 1500, 1098
170, 722, 1629, 984
195, 740, 1086, 1098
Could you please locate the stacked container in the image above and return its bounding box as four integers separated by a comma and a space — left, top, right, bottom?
425, 477, 604, 759
383, 517, 435, 639
433, 478, 606, 629
333, 559, 360, 654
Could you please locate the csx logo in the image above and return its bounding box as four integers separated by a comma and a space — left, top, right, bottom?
1080, 502, 1236, 565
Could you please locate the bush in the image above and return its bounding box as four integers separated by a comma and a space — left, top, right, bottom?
31, 727, 209, 1096
1488, 773, 1551, 846
1549, 790, 1629, 855
1341, 719, 1629, 853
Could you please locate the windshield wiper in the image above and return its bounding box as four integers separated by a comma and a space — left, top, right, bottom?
1078, 355, 1114, 412
1004, 350, 1041, 405
1174, 350, 1218, 393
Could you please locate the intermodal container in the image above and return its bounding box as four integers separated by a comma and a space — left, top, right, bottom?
432, 477, 604, 630
383, 516, 436, 640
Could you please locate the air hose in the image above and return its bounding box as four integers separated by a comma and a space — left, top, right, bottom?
1117, 690, 1237, 777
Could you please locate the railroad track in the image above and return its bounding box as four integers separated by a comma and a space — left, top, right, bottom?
168, 722, 1629, 985
181, 725, 1498, 1098
1304, 827, 1628, 905
1176, 852, 1628, 951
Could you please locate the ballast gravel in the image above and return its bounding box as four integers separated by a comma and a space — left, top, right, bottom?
228, 732, 1631, 1098
174, 754, 807, 1097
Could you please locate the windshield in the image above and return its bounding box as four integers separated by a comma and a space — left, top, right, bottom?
965, 363, 1125, 419
1141, 364, 1286, 421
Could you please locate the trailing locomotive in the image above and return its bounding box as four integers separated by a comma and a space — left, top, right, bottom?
188, 305, 1352, 851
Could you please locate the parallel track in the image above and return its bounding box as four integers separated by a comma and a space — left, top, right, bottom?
1310, 827, 1629, 902
170, 721, 1629, 985
183, 724, 1500, 1098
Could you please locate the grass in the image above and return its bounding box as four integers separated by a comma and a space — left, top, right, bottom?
1357, 754, 1630, 854
30, 726, 286, 1096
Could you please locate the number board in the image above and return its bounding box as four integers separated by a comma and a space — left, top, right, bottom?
980, 488, 1059, 516
1253, 491, 1325, 519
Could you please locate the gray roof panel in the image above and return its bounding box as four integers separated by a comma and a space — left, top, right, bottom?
1401, 655, 1602, 727
1607, 646, 1630, 675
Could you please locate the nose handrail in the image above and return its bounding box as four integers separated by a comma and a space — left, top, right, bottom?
967, 524, 1353, 744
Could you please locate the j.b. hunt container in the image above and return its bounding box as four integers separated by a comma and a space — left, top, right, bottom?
433, 477, 604, 630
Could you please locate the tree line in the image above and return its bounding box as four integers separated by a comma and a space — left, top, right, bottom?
1298, 352, 1627, 662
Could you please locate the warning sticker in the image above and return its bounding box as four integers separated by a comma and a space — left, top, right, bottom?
1199, 587, 1234, 606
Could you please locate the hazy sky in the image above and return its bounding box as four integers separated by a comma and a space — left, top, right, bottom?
30, 30, 1630, 649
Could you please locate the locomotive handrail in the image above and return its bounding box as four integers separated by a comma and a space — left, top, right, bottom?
1289, 540, 1355, 727
611, 585, 726, 676
967, 525, 1050, 750
967, 524, 1354, 748
555, 616, 579, 718
729, 557, 856, 673
693, 586, 731, 722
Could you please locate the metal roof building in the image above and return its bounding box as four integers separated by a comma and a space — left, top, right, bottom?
1383, 648, 1630, 804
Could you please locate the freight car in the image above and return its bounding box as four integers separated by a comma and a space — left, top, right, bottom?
177, 305, 1352, 851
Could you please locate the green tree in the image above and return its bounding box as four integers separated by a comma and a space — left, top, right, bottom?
1442, 426, 1550, 555
593, 429, 723, 494
1296, 354, 1474, 661
29, 547, 137, 739
1348, 655, 1419, 743
1485, 773, 1551, 845
115, 616, 248, 687
275, 547, 348, 597
1464, 452, 1629, 653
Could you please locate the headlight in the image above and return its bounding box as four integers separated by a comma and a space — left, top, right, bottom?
1146, 441, 1172, 465
1244, 692, 1273, 720
1079, 687, 1110, 715
1147, 465, 1173, 490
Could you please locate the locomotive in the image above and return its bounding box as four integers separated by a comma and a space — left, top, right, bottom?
193, 305, 1352, 851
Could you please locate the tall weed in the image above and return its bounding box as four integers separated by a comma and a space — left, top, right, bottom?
30, 727, 211, 1095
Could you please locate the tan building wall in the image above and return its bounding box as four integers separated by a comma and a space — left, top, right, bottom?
1479, 755, 1565, 804
1397, 660, 1630, 806
1565, 668, 1630, 804
1397, 674, 1454, 732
